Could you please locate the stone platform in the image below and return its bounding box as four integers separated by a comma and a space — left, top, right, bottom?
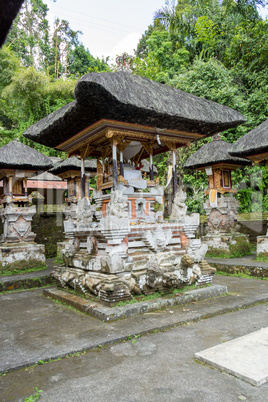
195, 327, 268, 386
43, 284, 227, 322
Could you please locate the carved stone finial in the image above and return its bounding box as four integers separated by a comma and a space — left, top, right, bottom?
213, 133, 221, 141
116, 53, 133, 73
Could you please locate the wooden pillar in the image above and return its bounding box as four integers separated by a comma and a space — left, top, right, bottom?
149, 153, 154, 181
81, 158, 85, 198
172, 149, 177, 201
24, 177, 28, 197
120, 150, 124, 177
8, 175, 12, 197
112, 141, 118, 190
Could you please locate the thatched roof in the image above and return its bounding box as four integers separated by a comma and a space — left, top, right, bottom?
184, 136, 251, 169
29, 171, 62, 181
0, 0, 24, 47
23, 72, 246, 149
49, 156, 96, 175
230, 119, 268, 158
48, 156, 63, 165
0, 139, 52, 170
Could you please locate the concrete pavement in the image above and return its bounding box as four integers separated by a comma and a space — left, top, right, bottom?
0, 296, 267, 401
0, 274, 267, 365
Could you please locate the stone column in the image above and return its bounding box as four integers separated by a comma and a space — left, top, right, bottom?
81, 158, 85, 198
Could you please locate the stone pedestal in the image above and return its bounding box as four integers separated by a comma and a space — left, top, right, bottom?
202, 194, 250, 256
0, 205, 46, 272
204, 194, 239, 232
54, 192, 216, 304
257, 236, 268, 258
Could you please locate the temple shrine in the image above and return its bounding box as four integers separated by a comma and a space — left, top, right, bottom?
231, 119, 268, 258
184, 134, 251, 254
0, 139, 52, 270
24, 71, 245, 303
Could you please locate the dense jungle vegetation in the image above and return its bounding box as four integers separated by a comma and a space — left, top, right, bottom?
0, 0, 267, 212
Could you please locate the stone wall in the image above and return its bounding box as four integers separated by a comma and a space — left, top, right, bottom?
32, 213, 65, 258
198, 220, 267, 243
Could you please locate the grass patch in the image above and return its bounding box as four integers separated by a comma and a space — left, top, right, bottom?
0, 265, 47, 276
256, 254, 268, 262
115, 283, 207, 307
215, 271, 268, 280
55, 256, 64, 265
24, 387, 43, 402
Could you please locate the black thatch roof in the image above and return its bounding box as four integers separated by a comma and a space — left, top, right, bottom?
0, 139, 52, 170
49, 156, 96, 175
23, 72, 246, 149
0, 0, 24, 47
230, 119, 268, 158
184, 136, 251, 169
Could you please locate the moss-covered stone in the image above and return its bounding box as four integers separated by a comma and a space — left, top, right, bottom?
212, 263, 268, 278
0, 259, 46, 274
32, 213, 65, 258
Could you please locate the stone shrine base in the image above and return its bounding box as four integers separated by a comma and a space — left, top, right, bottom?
43, 284, 227, 322
257, 235, 268, 258
202, 233, 250, 256
0, 242, 46, 272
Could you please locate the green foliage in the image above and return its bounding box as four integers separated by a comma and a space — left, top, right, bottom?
206, 238, 253, 258
153, 202, 164, 212
24, 387, 43, 402
0, 0, 110, 153
0, 265, 46, 276
134, 0, 268, 214
232, 165, 268, 213
256, 254, 268, 261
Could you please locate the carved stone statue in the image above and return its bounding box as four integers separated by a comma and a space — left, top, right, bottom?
108, 189, 128, 218
77, 197, 93, 225
170, 189, 187, 222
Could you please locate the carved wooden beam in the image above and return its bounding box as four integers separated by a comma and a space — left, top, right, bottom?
141, 141, 154, 156
80, 144, 95, 159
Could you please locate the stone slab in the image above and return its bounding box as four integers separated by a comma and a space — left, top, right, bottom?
44, 284, 227, 322
195, 327, 268, 386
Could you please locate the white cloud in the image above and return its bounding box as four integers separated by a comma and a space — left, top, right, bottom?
99, 32, 142, 64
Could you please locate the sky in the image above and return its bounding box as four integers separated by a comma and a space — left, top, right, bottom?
43, 0, 166, 63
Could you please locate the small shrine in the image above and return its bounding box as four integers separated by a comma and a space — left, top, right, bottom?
231, 119, 268, 258
184, 134, 251, 254
0, 139, 52, 270
24, 71, 245, 303
49, 156, 96, 204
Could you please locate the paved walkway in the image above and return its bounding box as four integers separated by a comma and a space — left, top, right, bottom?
0, 275, 267, 375
0, 275, 267, 401
207, 255, 268, 268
